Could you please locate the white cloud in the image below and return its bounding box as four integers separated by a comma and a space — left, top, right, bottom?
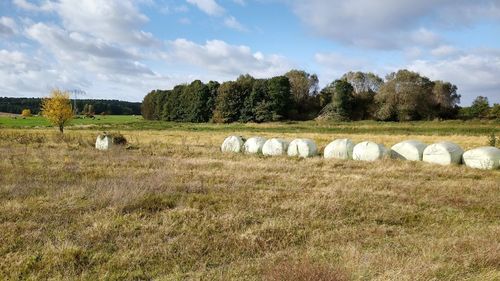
408, 50, 500, 104
14, 0, 156, 46
0, 20, 169, 100
185, 0, 248, 32
26, 23, 141, 64
224, 16, 247, 32
290, 0, 500, 49
186, 0, 224, 16
56, 0, 156, 46
431, 45, 459, 57
0, 48, 89, 97
166, 39, 292, 78
410, 28, 441, 47
13, 0, 56, 12
314, 52, 375, 85
0, 17, 18, 37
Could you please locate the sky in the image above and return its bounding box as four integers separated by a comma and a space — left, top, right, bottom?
1, 0, 500, 105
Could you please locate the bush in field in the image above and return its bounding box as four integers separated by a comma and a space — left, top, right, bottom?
21, 108, 31, 117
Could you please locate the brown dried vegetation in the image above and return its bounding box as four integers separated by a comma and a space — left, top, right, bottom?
0, 127, 499, 280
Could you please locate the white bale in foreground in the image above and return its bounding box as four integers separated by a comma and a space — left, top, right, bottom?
95, 135, 113, 150
324, 139, 354, 160
352, 141, 389, 161
221, 136, 245, 153
391, 140, 427, 161
287, 139, 318, 158
422, 142, 463, 165
244, 137, 267, 154
262, 138, 289, 156
463, 146, 500, 170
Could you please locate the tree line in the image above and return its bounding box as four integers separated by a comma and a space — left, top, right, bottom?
142, 69, 499, 122
142, 71, 322, 123
0, 97, 141, 115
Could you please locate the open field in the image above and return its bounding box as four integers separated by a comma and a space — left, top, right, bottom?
1, 115, 499, 136
0, 114, 142, 128
0, 121, 499, 280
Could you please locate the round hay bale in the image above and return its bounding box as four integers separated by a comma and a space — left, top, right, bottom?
463, 146, 500, 170
262, 138, 289, 156
391, 140, 427, 161
352, 141, 389, 161
221, 136, 245, 153
422, 142, 463, 165
287, 139, 318, 158
95, 134, 113, 151
244, 137, 267, 154
324, 139, 354, 160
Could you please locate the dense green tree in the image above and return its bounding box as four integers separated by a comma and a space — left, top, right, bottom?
206, 81, 220, 117
154, 90, 169, 120
183, 80, 210, 122
318, 80, 355, 121
469, 96, 490, 119
341, 71, 383, 120
141, 90, 159, 120
285, 70, 320, 119
240, 79, 267, 122
375, 70, 434, 121
212, 81, 245, 123
236, 74, 257, 122
266, 76, 292, 121
432, 81, 460, 119
489, 103, 500, 120
163, 86, 183, 121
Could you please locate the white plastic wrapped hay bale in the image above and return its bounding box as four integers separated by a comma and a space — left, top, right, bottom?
244, 137, 267, 154
422, 142, 463, 165
221, 136, 245, 153
262, 138, 289, 156
287, 139, 318, 158
391, 140, 427, 161
352, 141, 389, 161
324, 139, 354, 160
95, 134, 113, 150
462, 146, 500, 170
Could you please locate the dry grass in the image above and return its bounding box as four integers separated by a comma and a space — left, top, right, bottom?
0, 128, 499, 280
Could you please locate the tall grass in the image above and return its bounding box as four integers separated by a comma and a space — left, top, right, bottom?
0, 128, 499, 280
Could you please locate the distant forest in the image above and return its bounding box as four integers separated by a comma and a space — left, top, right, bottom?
0, 97, 141, 115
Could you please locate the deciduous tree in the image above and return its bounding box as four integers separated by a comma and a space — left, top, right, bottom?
41, 89, 74, 133
375, 70, 434, 121
318, 80, 355, 121
285, 70, 320, 119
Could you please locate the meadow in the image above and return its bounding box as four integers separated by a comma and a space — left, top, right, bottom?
0, 117, 499, 280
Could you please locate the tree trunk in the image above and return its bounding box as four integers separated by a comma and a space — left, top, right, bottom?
59, 124, 64, 134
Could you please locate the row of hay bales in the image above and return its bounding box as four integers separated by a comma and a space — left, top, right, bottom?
221, 136, 500, 170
